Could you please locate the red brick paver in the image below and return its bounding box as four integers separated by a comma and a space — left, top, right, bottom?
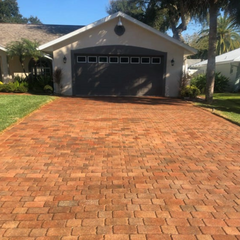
0, 96, 240, 240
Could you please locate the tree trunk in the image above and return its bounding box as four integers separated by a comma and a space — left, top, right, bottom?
205, 1, 218, 104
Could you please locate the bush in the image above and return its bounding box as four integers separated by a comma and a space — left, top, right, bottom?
16, 85, 28, 93
180, 85, 200, 98
0, 84, 6, 92
0, 75, 53, 94
44, 85, 53, 94
191, 72, 229, 94
27, 75, 53, 93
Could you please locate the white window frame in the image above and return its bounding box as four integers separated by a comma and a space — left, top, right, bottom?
141, 57, 150, 64
88, 56, 97, 63
109, 56, 119, 64
120, 57, 129, 64
77, 56, 87, 63
152, 57, 161, 64
130, 57, 140, 64
98, 56, 108, 63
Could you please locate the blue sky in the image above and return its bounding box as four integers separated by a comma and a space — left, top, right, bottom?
17, 0, 200, 36
17, 0, 110, 25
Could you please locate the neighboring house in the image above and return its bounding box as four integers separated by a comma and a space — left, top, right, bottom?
190, 48, 240, 92
0, 23, 83, 82
186, 59, 202, 76
1, 12, 196, 97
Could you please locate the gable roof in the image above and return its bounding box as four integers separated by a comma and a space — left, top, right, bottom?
0, 23, 84, 47
191, 48, 240, 68
39, 12, 197, 55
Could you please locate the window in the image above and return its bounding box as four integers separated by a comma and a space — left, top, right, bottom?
131, 57, 140, 64
109, 56, 119, 64
99, 56, 108, 63
141, 57, 150, 64
29, 58, 52, 77
120, 57, 129, 64
152, 57, 161, 64
77, 56, 86, 63
88, 56, 97, 63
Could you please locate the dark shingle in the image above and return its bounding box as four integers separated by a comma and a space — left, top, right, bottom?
0, 23, 84, 47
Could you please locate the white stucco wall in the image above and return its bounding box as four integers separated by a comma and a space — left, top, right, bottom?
53, 17, 187, 97
192, 62, 240, 92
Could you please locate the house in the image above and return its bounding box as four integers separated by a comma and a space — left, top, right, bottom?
0, 23, 83, 82
1, 12, 196, 97
190, 48, 240, 92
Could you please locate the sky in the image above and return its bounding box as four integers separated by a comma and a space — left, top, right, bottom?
17, 0, 111, 25
17, 0, 201, 37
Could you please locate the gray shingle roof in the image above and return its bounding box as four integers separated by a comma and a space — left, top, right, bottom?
0, 23, 84, 47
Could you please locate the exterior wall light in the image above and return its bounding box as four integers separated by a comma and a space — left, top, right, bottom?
117, 17, 123, 27
63, 56, 67, 64
114, 16, 125, 36
171, 58, 175, 66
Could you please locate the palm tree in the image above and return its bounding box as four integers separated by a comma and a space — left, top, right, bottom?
199, 14, 240, 55
185, 0, 240, 103
6, 38, 42, 78
217, 15, 240, 54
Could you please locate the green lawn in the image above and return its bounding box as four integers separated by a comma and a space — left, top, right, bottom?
0, 94, 55, 132
195, 93, 240, 125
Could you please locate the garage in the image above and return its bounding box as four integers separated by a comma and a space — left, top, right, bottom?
72, 46, 166, 96
39, 12, 196, 97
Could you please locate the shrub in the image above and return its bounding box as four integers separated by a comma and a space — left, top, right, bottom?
180, 85, 200, 98
0, 84, 5, 92
27, 75, 53, 93
15, 84, 28, 93
0, 79, 29, 93
3, 83, 16, 92
191, 72, 229, 94
44, 85, 53, 94
190, 74, 206, 93
0, 75, 53, 94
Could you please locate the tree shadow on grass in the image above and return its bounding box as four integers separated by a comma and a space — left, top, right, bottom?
197, 98, 240, 126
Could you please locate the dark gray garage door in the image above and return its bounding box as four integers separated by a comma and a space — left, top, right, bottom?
72, 46, 166, 96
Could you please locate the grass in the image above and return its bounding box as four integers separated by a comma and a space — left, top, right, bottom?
195, 93, 240, 125
0, 94, 55, 132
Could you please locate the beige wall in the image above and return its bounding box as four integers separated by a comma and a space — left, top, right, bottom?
8, 56, 31, 77
53, 18, 187, 96
0, 50, 11, 82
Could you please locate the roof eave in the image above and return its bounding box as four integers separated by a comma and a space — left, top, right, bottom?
38, 11, 197, 55
0, 45, 7, 52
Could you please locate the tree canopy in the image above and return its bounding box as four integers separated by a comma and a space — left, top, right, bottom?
6, 38, 42, 77
107, 0, 240, 103
187, 14, 240, 59
0, 0, 41, 24
107, 0, 192, 41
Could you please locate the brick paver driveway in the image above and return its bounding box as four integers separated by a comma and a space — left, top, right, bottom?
0, 97, 240, 240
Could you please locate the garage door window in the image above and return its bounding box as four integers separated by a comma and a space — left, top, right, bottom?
152, 57, 161, 64
77, 56, 86, 63
109, 56, 119, 64
99, 56, 108, 63
141, 57, 150, 64
77, 55, 162, 65
120, 57, 129, 64
131, 57, 140, 64
88, 56, 97, 63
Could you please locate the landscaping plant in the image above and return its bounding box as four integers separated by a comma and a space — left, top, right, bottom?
180, 85, 200, 99
191, 72, 229, 94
